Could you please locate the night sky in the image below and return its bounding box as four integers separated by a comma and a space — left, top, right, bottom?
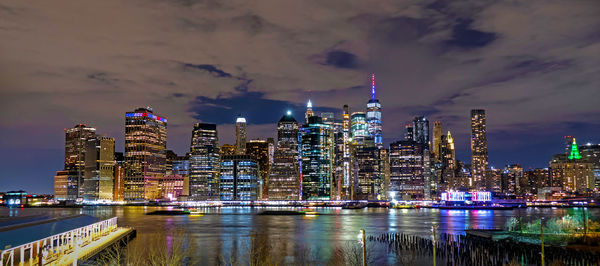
1, 0, 599, 194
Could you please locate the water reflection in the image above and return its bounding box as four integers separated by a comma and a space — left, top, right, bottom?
2, 206, 597, 264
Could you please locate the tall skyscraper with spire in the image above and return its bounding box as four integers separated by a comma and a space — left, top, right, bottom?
235, 116, 247, 154
305, 100, 314, 124
471, 109, 488, 189
366, 74, 383, 148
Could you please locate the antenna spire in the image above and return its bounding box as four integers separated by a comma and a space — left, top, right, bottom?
370, 73, 376, 101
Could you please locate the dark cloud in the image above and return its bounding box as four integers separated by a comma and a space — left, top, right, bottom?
325, 50, 359, 69
189, 91, 338, 125
445, 19, 496, 49
181, 63, 232, 78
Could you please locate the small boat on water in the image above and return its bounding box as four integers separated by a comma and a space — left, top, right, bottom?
391, 204, 420, 209
258, 209, 319, 215
341, 202, 367, 209
146, 209, 191, 215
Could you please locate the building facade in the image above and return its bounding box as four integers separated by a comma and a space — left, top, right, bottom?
268, 113, 301, 200
219, 155, 259, 201
246, 139, 271, 199
83, 136, 115, 201
366, 74, 383, 148
470, 109, 488, 190
190, 123, 220, 200
389, 140, 426, 200
235, 117, 247, 154
64, 124, 97, 199
124, 107, 167, 201
300, 116, 333, 200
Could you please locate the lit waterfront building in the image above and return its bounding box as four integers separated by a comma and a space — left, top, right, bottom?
190, 123, 219, 200
389, 140, 426, 200
54, 170, 77, 201
83, 136, 115, 201
439, 132, 456, 190
432, 121, 442, 159
162, 150, 189, 200
471, 109, 488, 190
350, 112, 368, 144
342, 105, 351, 198
64, 124, 97, 199
219, 155, 259, 201
113, 152, 125, 201
523, 168, 550, 194
235, 116, 247, 155
322, 112, 342, 199
220, 144, 236, 156
305, 100, 314, 124
550, 138, 596, 193
124, 107, 167, 201
351, 141, 384, 200
366, 74, 383, 148
246, 139, 271, 199
501, 164, 523, 194
412, 116, 429, 146
331, 118, 345, 200
268, 112, 301, 200
405, 124, 414, 141
301, 116, 333, 200
580, 143, 600, 188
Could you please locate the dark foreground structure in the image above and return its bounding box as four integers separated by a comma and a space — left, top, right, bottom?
370, 232, 599, 265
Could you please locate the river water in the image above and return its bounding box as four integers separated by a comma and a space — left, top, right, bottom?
2, 206, 597, 264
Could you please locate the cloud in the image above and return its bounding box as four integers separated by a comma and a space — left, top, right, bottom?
188, 91, 337, 125
444, 19, 496, 49
0, 0, 599, 193
325, 50, 359, 69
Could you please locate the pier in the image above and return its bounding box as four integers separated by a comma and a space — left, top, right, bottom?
0, 215, 135, 265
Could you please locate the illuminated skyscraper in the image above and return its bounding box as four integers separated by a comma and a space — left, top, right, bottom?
404, 124, 414, 141
190, 123, 219, 200
246, 139, 271, 199
220, 144, 236, 156
432, 121, 442, 158
113, 152, 125, 201
412, 116, 429, 146
342, 105, 351, 197
305, 100, 314, 124
389, 140, 426, 200
301, 116, 333, 200
470, 109, 488, 189
268, 112, 300, 200
219, 155, 259, 200
64, 124, 97, 199
440, 131, 456, 190
366, 74, 383, 148
124, 107, 167, 201
350, 112, 368, 144
550, 138, 596, 193
351, 143, 384, 200
235, 116, 247, 154
83, 136, 115, 201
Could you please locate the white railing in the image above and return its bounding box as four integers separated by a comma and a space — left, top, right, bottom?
0, 217, 118, 266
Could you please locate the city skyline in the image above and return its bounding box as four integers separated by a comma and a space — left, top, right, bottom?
1, 0, 599, 194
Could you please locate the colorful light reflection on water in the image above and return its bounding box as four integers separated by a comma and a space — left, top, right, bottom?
2, 206, 597, 264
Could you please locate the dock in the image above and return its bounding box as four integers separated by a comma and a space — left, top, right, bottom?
0, 214, 135, 265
